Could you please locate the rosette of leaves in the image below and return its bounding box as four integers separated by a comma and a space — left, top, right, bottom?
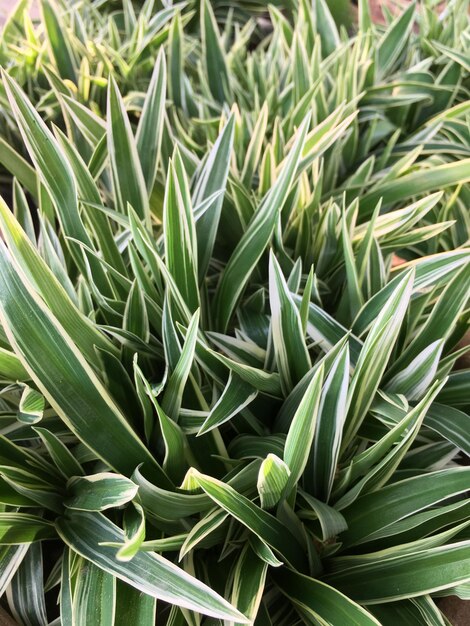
1, 0, 469, 247
0, 1, 468, 625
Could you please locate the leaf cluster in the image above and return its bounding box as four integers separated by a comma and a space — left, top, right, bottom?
0, 0, 468, 624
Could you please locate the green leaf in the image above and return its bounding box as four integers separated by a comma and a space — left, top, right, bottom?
385, 339, 444, 400
198, 373, 258, 435
273, 568, 381, 625
154, 398, 188, 483
61, 95, 106, 146
65, 473, 138, 512
361, 159, 470, 215
0, 347, 29, 382
325, 541, 470, 603
12, 178, 34, 243
60, 548, 73, 625
315, 0, 340, 57
0, 196, 116, 366
53, 125, 126, 276
335, 379, 446, 510
0, 545, 29, 596
0, 465, 63, 513
108, 77, 150, 228
215, 115, 310, 331
340, 467, 470, 547
425, 404, 470, 457
128, 207, 191, 325
33, 427, 84, 480
191, 470, 306, 570
161, 309, 200, 421
0, 513, 56, 544
397, 250, 470, 289
114, 503, 146, 562
1, 71, 110, 293
377, 3, 416, 76
0, 243, 169, 484
354, 250, 470, 336
229, 545, 268, 626
115, 580, 156, 626
269, 251, 311, 393
73, 560, 115, 626
136, 48, 166, 193
257, 454, 290, 510
0, 0, 29, 47
168, 12, 185, 108
207, 344, 282, 396
0, 138, 37, 197
343, 270, 414, 448
138, 460, 260, 522
300, 266, 314, 334
17, 385, 44, 424
358, 0, 372, 31
41, 0, 77, 81
242, 104, 268, 188
179, 509, 227, 559
8, 542, 47, 626
201, 0, 229, 102
124, 281, 149, 347
339, 210, 363, 322
437, 371, 469, 408
388, 263, 470, 376
355, 193, 443, 249
307, 344, 349, 501
56, 511, 248, 621
432, 40, 470, 72
194, 116, 234, 282
298, 491, 348, 541
283, 364, 324, 495
298, 297, 363, 364
275, 335, 350, 434
164, 154, 199, 313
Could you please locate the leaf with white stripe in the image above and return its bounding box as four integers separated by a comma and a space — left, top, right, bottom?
273, 568, 381, 625
343, 270, 414, 448
164, 153, 199, 313
18, 385, 45, 425
65, 473, 138, 512
108, 77, 150, 228
306, 344, 349, 501
269, 251, 311, 393
136, 48, 166, 193
198, 373, 258, 436
191, 470, 306, 570
194, 116, 234, 281
56, 511, 248, 622
385, 339, 444, 401
161, 309, 200, 421
0, 243, 169, 484
283, 364, 324, 496
257, 454, 290, 510
215, 115, 310, 331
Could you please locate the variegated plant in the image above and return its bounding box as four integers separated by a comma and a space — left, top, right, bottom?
0, 0, 468, 624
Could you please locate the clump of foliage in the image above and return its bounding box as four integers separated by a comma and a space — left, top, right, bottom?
0, 0, 469, 624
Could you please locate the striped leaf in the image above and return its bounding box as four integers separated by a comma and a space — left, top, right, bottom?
0, 242, 169, 484
214, 115, 310, 331
56, 511, 248, 622
269, 251, 311, 393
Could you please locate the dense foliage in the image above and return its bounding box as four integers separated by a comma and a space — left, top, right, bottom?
0, 0, 469, 624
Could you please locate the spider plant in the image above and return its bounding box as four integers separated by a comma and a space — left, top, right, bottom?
0, 0, 468, 624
